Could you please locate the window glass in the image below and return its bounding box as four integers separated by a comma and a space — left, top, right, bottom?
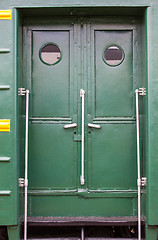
40, 44, 61, 65
103, 45, 124, 66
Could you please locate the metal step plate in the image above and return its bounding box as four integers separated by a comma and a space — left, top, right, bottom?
24, 216, 144, 226
25, 238, 145, 240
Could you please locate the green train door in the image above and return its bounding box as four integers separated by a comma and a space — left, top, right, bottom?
87, 19, 138, 192
23, 17, 141, 218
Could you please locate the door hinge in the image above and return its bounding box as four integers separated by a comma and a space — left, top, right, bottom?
137, 177, 147, 187
18, 87, 29, 96
141, 177, 147, 186
138, 88, 146, 96
19, 178, 25, 187
19, 178, 28, 187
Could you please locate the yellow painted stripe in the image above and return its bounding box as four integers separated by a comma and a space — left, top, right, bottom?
0, 120, 10, 132
0, 10, 12, 20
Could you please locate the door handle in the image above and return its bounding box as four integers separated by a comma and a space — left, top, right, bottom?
80, 89, 85, 185
64, 123, 77, 129
88, 123, 101, 129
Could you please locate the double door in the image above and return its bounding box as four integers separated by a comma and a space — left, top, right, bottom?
23, 17, 141, 217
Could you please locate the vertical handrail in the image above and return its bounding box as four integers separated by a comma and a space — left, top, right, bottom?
24, 90, 29, 240
135, 89, 141, 240
81, 227, 85, 240
80, 89, 85, 185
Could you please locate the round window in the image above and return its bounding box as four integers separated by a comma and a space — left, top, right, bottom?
103, 45, 124, 67
40, 43, 62, 66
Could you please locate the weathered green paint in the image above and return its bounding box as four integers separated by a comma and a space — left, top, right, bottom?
0, 3, 18, 228
146, 226, 158, 240
87, 22, 141, 193
22, 16, 144, 218
32, 31, 71, 117
29, 124, 77, 189
95, 30, 133, 117
28, 196, 137, 217
7, 226, 19, 240
0, 0, 158, 239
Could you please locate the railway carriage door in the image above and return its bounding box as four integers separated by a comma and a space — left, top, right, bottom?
26, 24, 78, 191
87, 21, 139, 191
23, 17, 141, 218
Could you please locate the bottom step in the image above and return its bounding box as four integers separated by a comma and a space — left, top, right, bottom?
24, 217, 144, 226
24, 238, 145, 240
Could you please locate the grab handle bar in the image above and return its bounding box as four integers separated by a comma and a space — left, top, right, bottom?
80, 89, 85, 185
135, 88, 146, 240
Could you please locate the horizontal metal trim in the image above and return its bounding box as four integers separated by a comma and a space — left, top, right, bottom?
88, 190, 140, 197
30, 118, 72, 120
93, 121, 136, 124
30, 118, 72, 121
89, 189, 138, 193
17, 4, 150, 8
93, 117, 136, 124
29, 117, 72, 124
0, 157, 10, 162
28, 189, 78, 195
0, 48, 10, 53
93, 117, 136, 121
0, 190, 11, 196
27, 189, 139, 198
0, 85, 10, 90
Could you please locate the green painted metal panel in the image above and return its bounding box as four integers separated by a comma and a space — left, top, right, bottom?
147, 5, 158, 226
89, 124, 137, 190
24, 20, 78, 195
0, 164, 13, 189
95, 30, 133, 117
29, 124, 77, 189
0, 7, 18, 226
32, 30, 70, 117
12, 0, 151, 7
23, 17, 143, 219
29, 196, 137, 217
0, 197, 17, 225
87, 19, 141, 195
2, 0, 158, 233
0, 93, 12, 118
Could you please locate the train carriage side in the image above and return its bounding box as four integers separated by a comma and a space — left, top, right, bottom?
0, 1, 158, 240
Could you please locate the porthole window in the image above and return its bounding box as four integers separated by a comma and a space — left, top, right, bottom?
40, 43, 62, 66
103, 45, 125, 67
